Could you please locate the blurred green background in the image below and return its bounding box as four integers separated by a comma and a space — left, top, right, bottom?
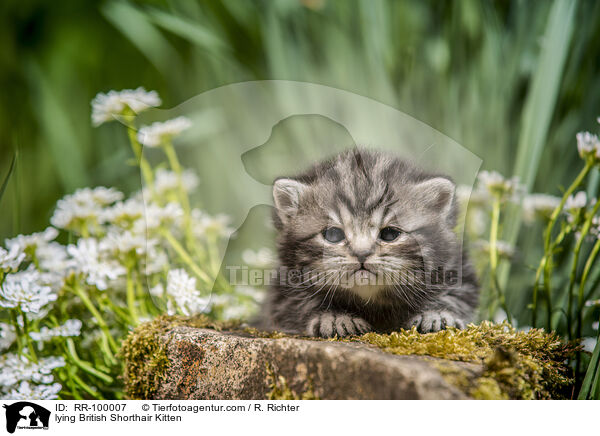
1, 0, 599, 242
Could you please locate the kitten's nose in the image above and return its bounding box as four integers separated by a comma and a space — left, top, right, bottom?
353, 250, 372, 264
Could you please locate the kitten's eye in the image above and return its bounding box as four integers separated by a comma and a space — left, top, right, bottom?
322, 227, 345, 243
379, 227, 401, 242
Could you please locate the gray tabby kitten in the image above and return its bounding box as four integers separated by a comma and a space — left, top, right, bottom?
261, 149, 478, 337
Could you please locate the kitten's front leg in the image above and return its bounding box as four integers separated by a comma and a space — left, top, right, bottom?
306, 312, 372, 338
408, 310, 466, 333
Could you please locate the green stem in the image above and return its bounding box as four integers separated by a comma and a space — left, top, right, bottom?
126, 123, 154, 190
65, 339, 114, 384
134, 275, 150, 318
543, 162, 592, 253
538, 162, 591, 331
566, 200, 600, 339
70, 372, 103, 400
532, 223, 572, 327
163, 141, 182, 175
9, 310, 23, 354
65, 368, 84, 400
489, 198, 512, 324
126, 268, 140, 326
71, 283, 119, 356
161, 228, 213, 284
577, 238, 600, 345
19, 309, 37, 362
163, 141, 196, 250
99, 294, 132, 326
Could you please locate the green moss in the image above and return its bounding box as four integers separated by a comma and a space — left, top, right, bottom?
120, 317, 172, 399
121, 317, 577, 400
120, 314, 243, 399
352, 321, 578, 399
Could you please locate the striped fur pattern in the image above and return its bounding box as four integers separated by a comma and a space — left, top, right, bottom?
260, 149, 478, 337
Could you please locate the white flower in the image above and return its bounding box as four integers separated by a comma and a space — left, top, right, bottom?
29, 319, 82, 342
137, 116, 192, 147
91, 87, 161, 126
136, 202, 184, 232
476, 171, 523, 202
564, 192, 588, 226
1, 381, 62, 400
166, 269, 210, 316
100, 230, 156, 258
466, 208, 488, 237
0, 270, 57, 313
144, 247, 168, 275
0, 245, 25, 271
221, 303, 253, 321
565, 191, 587, 210
100, 198, 145, 227
0, 323, 16, 351
585, 298, 600, 307
36, 242, 75, 275
211, 292, 261, 320
191, 210, 234, 239
51, 187, 123, 231
582, 337, 598, 353
493, 309, 509, 324
153, 168, 199, 195
576, 131, 600, 160
456, 185, 489, 207
5, 227, 58, 257
149, 283, 164, 297
242, 248, 275, 268
522, 194, 561, 224
473, 239, 515, 259
236, 285, 266, 303
0, 354, 65, 387
67, 238, 126, 290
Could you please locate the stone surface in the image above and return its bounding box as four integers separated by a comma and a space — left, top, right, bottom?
151, 326, 480, 400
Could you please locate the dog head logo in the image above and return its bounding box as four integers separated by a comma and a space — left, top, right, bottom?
2, 402, 50, 434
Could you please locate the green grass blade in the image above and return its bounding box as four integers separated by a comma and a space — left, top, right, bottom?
499, 0, 577, 292
102, 1, 179, 75
578, 334, 600, 399
27, 62, 88, 191
0, 151, 16, 204
146, 8, 230, 55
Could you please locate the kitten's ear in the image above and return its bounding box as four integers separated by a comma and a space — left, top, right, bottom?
414, 177, 455, 219
273, 178, 308, 223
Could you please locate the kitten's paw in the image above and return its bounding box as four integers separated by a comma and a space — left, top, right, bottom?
306, 313, 372, 338
409, 311, 465, 333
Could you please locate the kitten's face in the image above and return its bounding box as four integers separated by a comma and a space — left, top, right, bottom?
273, 150, 457, 304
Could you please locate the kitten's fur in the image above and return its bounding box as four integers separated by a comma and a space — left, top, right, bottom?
260, 149, 478, 337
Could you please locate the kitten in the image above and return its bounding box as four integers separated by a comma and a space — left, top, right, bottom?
260, 149, 478, 337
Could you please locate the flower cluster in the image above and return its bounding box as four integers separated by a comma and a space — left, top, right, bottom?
0, 87, 258, 400
165, 269, 210, 316
29, 320, 82, 343
51, 187, 124, 234
0, 354, 65, 400
91, 87, 161, 126
576, 131, 600, 161
474, 170, 524, 203
137, 116, 192, 147
522, 193, 561, 224
0, 270, 56, 313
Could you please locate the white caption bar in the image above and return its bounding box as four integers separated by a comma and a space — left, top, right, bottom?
0, 400, 594, 435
